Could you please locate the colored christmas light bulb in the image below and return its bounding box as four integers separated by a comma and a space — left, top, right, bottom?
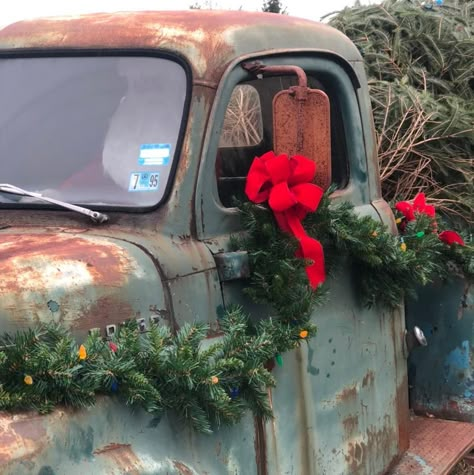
78, 345, 87, 360
400, 238, 407, 252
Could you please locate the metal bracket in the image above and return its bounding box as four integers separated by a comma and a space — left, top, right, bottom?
214, 251, 250, 281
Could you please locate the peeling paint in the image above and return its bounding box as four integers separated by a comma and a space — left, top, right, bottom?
0, 9, 414, 475
0, 232, 167, 338
407, 277, 474, 422
445, 341, 470, 372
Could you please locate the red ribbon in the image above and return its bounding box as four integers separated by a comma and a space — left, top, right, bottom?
245, 151, 325, 288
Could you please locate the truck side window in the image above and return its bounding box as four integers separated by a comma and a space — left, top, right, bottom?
216, 75, 348, 208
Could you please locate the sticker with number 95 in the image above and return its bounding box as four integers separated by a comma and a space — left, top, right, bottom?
128, 172, 160, 192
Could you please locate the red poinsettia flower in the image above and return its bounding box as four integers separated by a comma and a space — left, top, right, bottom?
395, 193, 436, 221
438, 230, 465, 246
395, 193, 436, 222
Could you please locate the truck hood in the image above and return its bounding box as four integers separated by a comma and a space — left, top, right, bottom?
0, 230, 168, 338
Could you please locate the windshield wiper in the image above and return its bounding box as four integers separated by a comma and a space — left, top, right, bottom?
0, 184, 109, 223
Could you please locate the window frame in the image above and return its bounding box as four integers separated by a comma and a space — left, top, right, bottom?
196, 52, 371, 239
215, 73, 350, 208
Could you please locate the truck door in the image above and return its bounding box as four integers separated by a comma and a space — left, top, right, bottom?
196, 54, 408, 475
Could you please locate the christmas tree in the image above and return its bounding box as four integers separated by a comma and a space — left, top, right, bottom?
329, 0, 474, 224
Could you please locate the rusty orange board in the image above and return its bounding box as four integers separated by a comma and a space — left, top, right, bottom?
388, 416, 474, 475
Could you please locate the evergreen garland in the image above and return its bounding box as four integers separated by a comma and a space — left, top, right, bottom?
0, 311, 315, 434
234, 188, 472, 309
0, 189, 471, 433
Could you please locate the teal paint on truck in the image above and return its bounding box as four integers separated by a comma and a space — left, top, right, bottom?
407, 278, 474, 422
0, 10, 411, 475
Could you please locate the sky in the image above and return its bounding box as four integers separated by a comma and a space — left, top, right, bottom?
0, 0, 378, 28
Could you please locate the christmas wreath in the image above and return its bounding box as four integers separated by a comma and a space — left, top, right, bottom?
0, 151, 472, 433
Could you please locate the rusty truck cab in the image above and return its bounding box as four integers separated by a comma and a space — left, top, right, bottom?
0, 10, 472, 475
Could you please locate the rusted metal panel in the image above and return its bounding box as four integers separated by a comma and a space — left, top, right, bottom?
0, 398, 259, 474
166, 268, 224, 332
389, 416, 474, 475
261, 262, 406, 475
0, 230, 168, 339
392, 307, 411, 456
0, 12, 412, 474
0, 11, 362, 84
406, 278, 474, 422
273, 87, 331, 190
242, 62, 333, 190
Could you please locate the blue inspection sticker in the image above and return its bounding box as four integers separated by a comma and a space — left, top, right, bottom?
128, 172, 160, 192
138, 144, 171, 166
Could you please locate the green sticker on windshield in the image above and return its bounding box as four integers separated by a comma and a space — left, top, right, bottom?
128, 172, 159, 192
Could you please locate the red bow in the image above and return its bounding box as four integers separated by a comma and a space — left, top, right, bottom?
245, 151, 325, 288
395, 193, 435, 222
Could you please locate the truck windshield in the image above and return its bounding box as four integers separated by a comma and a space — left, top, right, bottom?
0, 56, 187, 208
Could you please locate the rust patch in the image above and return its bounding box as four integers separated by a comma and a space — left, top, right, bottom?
272, 79, 331, 190
0, 233, 142, 335
10, 419, 46, 440
93, 442, 132, 455
94, 443, 142, 474
0, 233, 132, 290
76, 296, 135, 334
389, 308, 410, 457
0, 414, 48, 464
390, 416, 474, 475
254, 416, 268, 475
172, 460, 194, 475
206, 321, 223, 339
336, 384, 358, 403
346, 441, 367, 473
362, 370, 375, 388
396, 378, 410, 453
345, 422, 397, 474
343, 415, 359, 438
0, 429, 23, 464
448, 399, 460, 411
0, 11, 347, 83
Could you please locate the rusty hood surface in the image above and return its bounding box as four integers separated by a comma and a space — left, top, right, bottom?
0, 10, 362, 83
0, 229, 167, 339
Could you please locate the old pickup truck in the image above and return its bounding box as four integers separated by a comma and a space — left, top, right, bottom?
0, 9, 472, 475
